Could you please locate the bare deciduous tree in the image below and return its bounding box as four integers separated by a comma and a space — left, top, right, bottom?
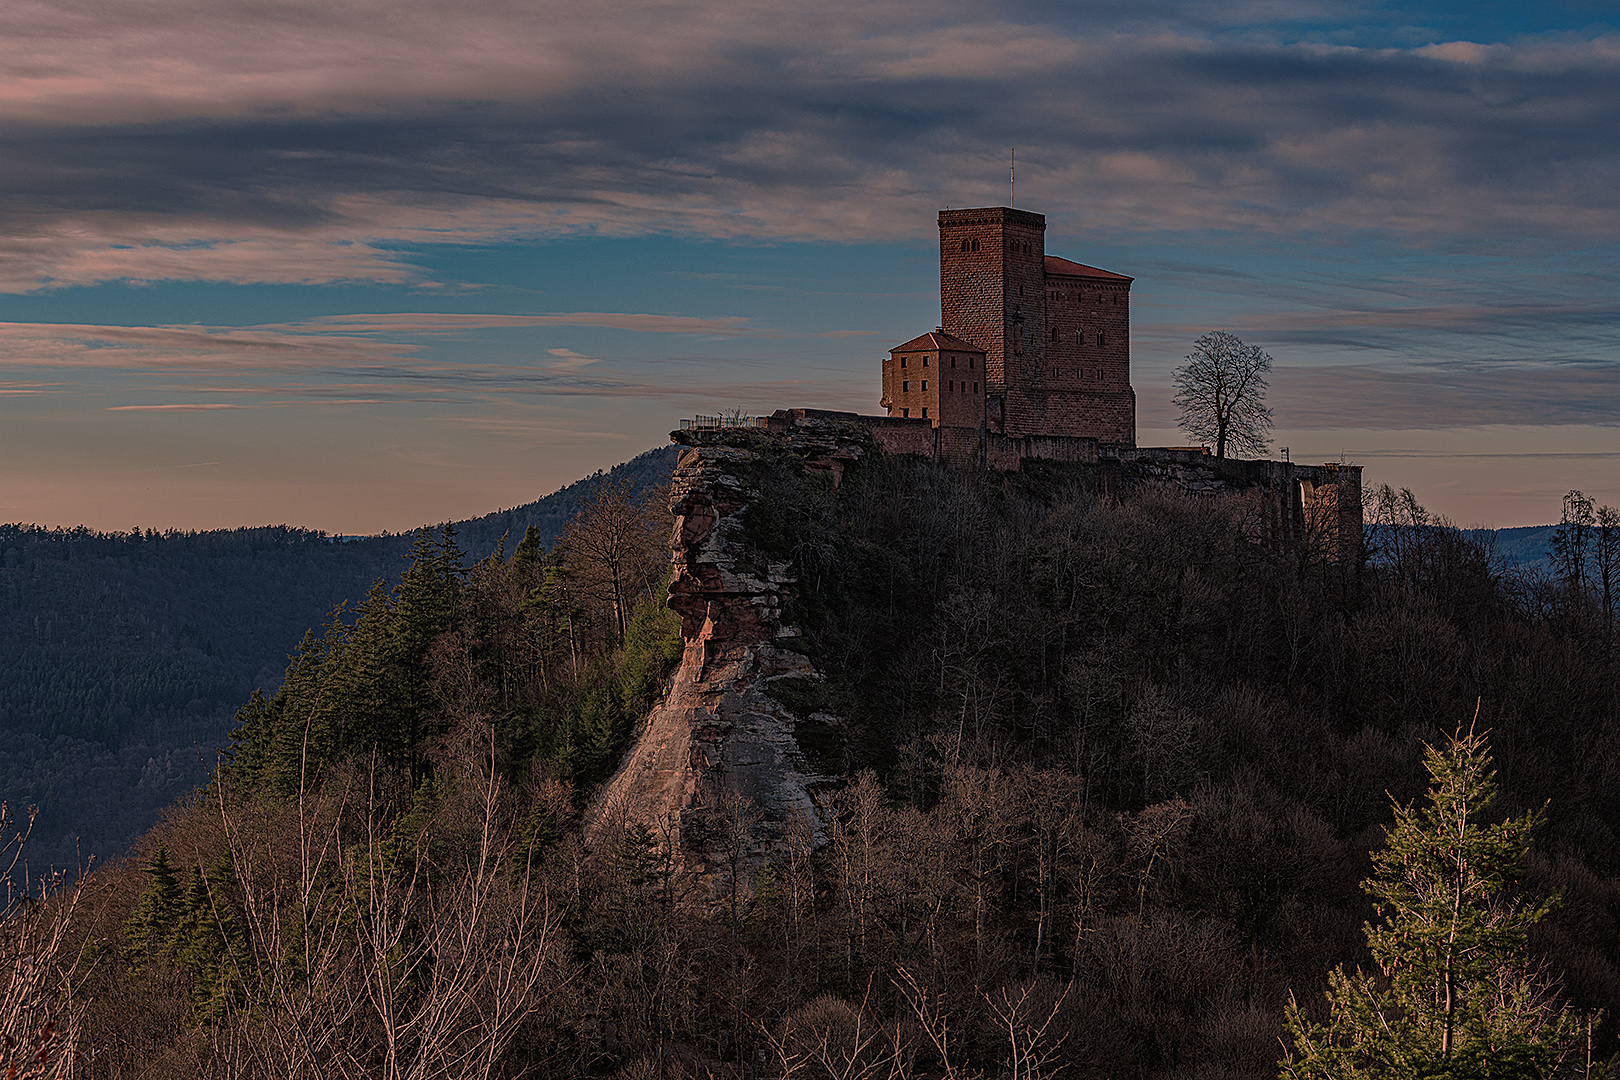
561, 480, 668, 643
0, 808, 93, 1080
1172, 330, 1273, 459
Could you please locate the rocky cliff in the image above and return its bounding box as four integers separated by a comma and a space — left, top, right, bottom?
585, 419, 874, 888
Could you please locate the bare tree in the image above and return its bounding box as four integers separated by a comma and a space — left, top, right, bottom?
1552, 489, 1596, 598
0, 808, 93, 1080
561, 480, 668, 642
1597, 504, 1620, 641
1172, 330, 1273, 459
201, 720, 566, 1080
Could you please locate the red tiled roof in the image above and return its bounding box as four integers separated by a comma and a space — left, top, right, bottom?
1044, 255, 1132, 282
890, 330, 985, 354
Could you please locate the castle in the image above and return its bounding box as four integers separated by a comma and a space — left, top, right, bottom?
615, 206, 1366, 886
677, 203, 1362, 557
883, 206, 1136, 448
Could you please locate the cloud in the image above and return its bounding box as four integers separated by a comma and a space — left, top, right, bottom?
0, 313, 873, 412
0, 310, 757, 374
304, 312, 754, 335
544, 347, 600, 373
1142, 359, 1620, 429
105, 403, 248, 410
0, 2, 1615, 289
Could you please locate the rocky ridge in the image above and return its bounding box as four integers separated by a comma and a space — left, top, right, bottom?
585, 418, 873, 886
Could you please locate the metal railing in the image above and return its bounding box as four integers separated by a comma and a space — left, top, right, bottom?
679, 414, 770, 430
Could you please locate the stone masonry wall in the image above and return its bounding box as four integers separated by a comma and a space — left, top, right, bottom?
939, 207, 1047, 412
937, 206, 1135, 445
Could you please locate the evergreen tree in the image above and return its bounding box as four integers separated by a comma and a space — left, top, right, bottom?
121, 843, 183, 971
171, 859, 251, 1023
1281, 729, 1586, 1080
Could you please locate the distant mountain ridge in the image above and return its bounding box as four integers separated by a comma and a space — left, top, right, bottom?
0, 445, 679, 872
1482, 524, 1558, 569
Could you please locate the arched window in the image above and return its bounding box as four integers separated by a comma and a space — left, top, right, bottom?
1051, 326, 1059, 342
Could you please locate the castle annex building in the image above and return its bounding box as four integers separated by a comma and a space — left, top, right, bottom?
882, 206, 1136, 447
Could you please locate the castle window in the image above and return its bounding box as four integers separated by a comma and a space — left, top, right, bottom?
1098, 332, 1106, 347
1076, 331, 1083, 346
922, 407, 928, 418
1051, 327, 1058, 342
921, 380, 928, 391
971, 239, 980, 252
960, 239, 969, 252
902, 381, 909, 392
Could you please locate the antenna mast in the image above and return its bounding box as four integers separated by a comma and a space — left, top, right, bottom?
1010, 147, 1015, 207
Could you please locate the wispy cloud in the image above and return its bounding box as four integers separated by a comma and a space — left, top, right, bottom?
105, 403, 248, 411
0, 310, 756, 372
303, 312, 754, 335
1142, 359, 1620, 429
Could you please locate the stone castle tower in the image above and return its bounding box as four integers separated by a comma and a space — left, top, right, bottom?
882, 206, 1136, 447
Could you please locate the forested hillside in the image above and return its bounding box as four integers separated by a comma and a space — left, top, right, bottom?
0, 445, 678, 872
4, 445, 1618, 1079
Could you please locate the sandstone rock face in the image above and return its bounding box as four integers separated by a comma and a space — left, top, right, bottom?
586, 428, 856, 886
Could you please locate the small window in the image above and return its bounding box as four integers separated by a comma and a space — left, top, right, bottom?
902, 408, 909, 417
951, 356, 956, 368
900, 356, 907, 368
921, 380, 928, 391
1076, 331, 1083, 346
949, 380, 954, 392
969, 357, 975, 369
1051, 327, 1058, 342
922, 407, 929, 418
960, 239, 969, 252
1098, 332, 1106, 347
973, 382, 979, 393
923, 356, 929, 367
971, 239, 980, 252
902, 380, 909, 392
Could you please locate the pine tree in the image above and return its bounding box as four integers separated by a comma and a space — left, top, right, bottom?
121, 843, 183, 971
1281, 729, 1586, 1080
172, 858, 250, 1023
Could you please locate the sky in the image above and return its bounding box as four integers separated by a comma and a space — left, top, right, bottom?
1, 0, 1616, 532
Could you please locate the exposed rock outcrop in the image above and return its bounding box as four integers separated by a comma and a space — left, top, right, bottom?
585, 422, 869, 887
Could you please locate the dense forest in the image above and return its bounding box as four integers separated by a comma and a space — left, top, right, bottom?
0, 446, 678, 872
3, 444, 1618, 1079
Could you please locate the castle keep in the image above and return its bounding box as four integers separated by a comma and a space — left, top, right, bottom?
882, 206, 1136, 447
